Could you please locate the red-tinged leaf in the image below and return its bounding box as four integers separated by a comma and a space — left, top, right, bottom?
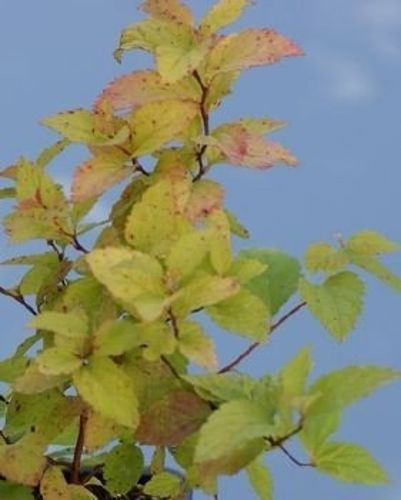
0, 164, 18, 180
135, 390, 211, 446
185, 180, 224, 223
94, 70, 199, 113
215, 127, 297, 168
140, 0, 194, 26
205, 29, 303, 79
71, 149, 132, 202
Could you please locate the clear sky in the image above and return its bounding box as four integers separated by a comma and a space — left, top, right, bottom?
1, 1, 401, 499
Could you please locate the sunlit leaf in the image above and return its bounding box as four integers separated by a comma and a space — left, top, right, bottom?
299, 272, 364, 341
141, 0, 194, 25
305, 243, 349, 273
36, 348, 82, 375
246, 456, 273, 500
348, 253, 401, 292
178, 321, 217, 370
29, 310, 88, 338
206, 209, 233, 275
185, 179, 224, 223
347, 230, 400, 256
36, 139, 70, 169
200, 0, 252, 36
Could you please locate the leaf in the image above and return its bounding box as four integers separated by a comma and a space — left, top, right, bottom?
225, 209, 250, 238
279, 347, 313, 400
195, 400, 274, 464
347, 230, 400, 256
178, 321, 217, 370
0, 481, 33, 500
185, 179, 224, 223
205, 28, 303, 79
103, 442, 144, 495
13, 361, 67, 394
130, 100, 198, 155
313, 442, 389, 485
166, 229, 209, 283
125, 176, 191, 258
241, 249, 301, 315
73, 357, 139, 428
143, 471, 182, 497
71, 149, 132, 202
86, 247, 167, 322
36, 139, 70, 169
246, 457, 273, 500
207, 288, 270, 341
135, 389, 211, 446
184, 372, 257, 403
307, 365, 401, 417
137, 321, 177, 361
140, 0, 194, 25
200, 0, 252, 36
42, 109, 129, 145
172, 274, 240, 317
84, 410, 122, 452
40, 467, 96, 499
348, 253, 401, 292
29, 311, 88, 338
94, 70, 198, 113
36, 348, 82, 375
299, 272, 365, 341
229, 257, 267, 284
93, 320, 140, 357
206, 209, 233, 274
0, 187, 16, 199
300, 412, 341, 452
305, 243, 349, 273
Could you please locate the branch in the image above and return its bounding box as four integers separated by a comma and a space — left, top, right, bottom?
218, 301, 307, 373
71, 410, 89, 484
274, 443, 315, 468
0, 285, 37, 316
192, 70, 210, 182
132, 158, 150, 177
47, 239, 64, 262
71, 234, 89, 254
168, 309, 179, 338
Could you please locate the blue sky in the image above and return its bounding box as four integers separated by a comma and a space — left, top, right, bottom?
1, 1, 401, 499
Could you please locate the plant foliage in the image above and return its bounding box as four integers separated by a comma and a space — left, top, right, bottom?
0, 1, 400, 498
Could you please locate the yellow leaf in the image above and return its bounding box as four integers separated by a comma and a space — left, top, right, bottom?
200, 0, 252, 36
206, 209, 233, 275
178, 321, 218, 370
141, 0, 194, 25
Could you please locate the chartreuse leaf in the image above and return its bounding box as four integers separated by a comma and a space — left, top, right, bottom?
41, 108, 129, 145
36, 138, 70, 169
178, 320, 217, 370
199, 0, 251, 36
71, 148, 131, 202
307, 366, 401, 417
125, 176, 191, 258
29, 310, 88, 338
73, 357, 139, 428
40, 467, 96, 499
136, 321, 177, 361
36, 348, 83, 376
141, 0, 194, 25
313, 442, 389, 485
84, 410, 122, 452
229, 257, 267, 284
347, 253, 401, 292
166, 228, 209, 283
172, 274, 240, 317
103, 442, 144, 495
240, 249, 301, 315
185, 372, 257, 403
246, 456, 273, 500
225, 209, 250, 239
299, 272, 365, 341
300, 412, 341, 452
143, 471, 182, 497
86, 247, 168, 322
279, 347, 313, 401
92, 320, 140, 357
205, 28, 303, 79
305, 243, 349, 273
206, 209, 233, 275
130, 100, 198, 155
207, 288, 270, 341
347, 230, 400, 256
195, 400, 274, 464
0, 482, 33, 500
13, 361, 67, 394
0, 333, 40, 383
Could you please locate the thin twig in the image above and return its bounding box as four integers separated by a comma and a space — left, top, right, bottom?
275, 443, 314, 468
132, 158, 150, 177
218, 302, 307, 373
71, 234, 89, 254
192, 70, 210, 182
268, 418, 304, 448
47, 239, 64, 262
168, 309, 179, 338
71, 410, 89, 484
0, 285, 37, 316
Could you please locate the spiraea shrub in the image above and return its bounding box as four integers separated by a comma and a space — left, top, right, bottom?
0, 1, 400, 498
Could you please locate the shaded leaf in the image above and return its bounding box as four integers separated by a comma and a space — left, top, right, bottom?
104, 443, 144, 495
0, 481, 33, 500
143, 471, 182, 497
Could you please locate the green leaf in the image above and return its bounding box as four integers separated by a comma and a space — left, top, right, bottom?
305, 243, 349, 273
205, 28, 303, 79
195, 400, 273, 464
178, 320, 217, 370
86, 247, 168, 322
130, 100, 198, 155
241, 249, 301, 315
229, 257, 267, 284
200, 0, 252, 36
42, 108, 129, 145
143, 471, 182, 497
348, 253, 401, 292
299, 272, 365, 341
347, 230, 400, 256
36, 348, 82, 375
125, 176, 191, 258
103, 442, 144, 495
307, 365, 400, 417
246, 456, 273, 500
29, 311, 88, 338
0, 187, 16, 199
0, 482, 33, 500
141, 0, 194, 25
313, 442, 389, 485
207, 288, 270, 341
73, 357, 139, 428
